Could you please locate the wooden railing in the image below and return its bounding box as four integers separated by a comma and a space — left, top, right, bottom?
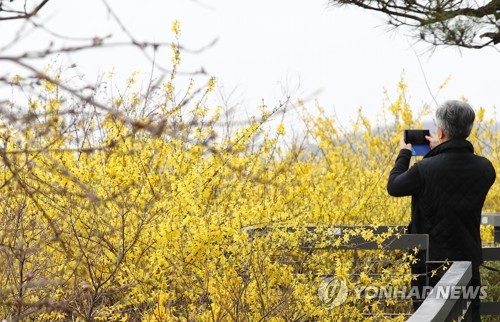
244, 222, 500, 320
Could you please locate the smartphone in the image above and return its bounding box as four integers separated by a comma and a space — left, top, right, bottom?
404, 130, 430, 145
404, 129, 431, 156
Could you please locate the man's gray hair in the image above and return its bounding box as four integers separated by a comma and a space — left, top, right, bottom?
436, 100, 475, 139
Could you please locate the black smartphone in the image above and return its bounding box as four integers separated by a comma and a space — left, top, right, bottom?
404, 129, 430, 145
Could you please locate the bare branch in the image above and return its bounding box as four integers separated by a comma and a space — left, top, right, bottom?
0, 0, 51, 21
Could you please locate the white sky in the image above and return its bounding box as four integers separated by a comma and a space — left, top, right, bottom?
2, 0, 500, 127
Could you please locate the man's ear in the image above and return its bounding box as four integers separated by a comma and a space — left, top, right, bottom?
437, 127, 446, 141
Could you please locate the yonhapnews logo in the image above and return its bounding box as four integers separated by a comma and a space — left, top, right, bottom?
318, 276, 487, 308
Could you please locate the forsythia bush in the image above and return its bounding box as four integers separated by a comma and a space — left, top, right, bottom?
0, 25, 498, 321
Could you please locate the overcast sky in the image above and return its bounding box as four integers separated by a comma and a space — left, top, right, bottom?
3, 0, 500, 128
170, 0, 500, 124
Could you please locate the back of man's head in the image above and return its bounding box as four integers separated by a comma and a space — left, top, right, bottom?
436, 100, 475, 140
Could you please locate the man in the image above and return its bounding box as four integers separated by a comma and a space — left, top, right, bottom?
387, 100, 496, 321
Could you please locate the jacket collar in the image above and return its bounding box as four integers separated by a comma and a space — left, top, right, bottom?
424, 139, 474, 159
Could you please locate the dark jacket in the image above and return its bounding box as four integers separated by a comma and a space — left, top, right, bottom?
387, 139, 496, 267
